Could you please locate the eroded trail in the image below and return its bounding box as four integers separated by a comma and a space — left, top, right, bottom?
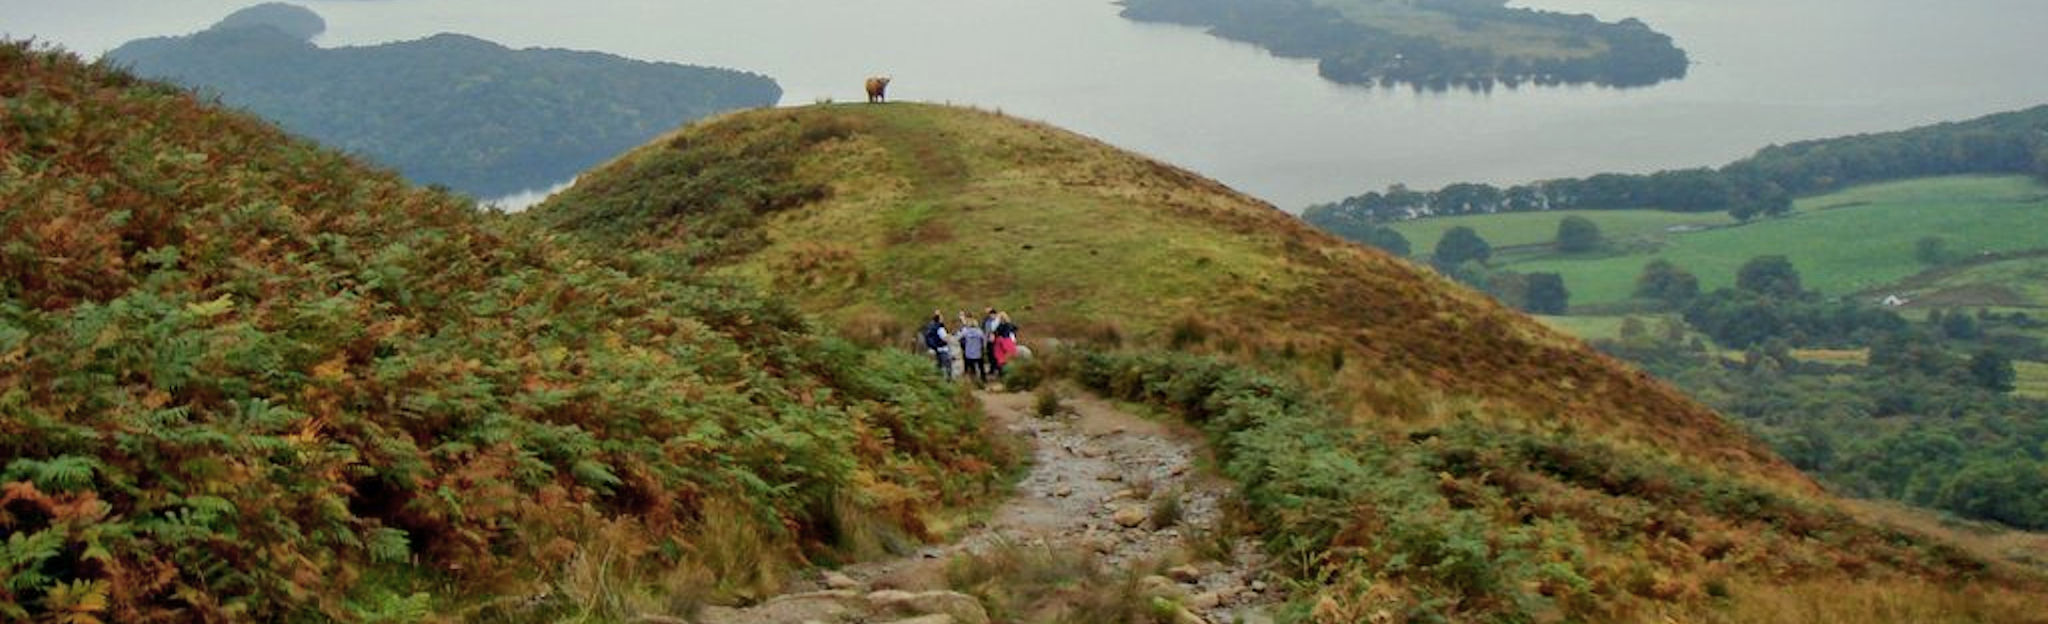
700, 389, 1275, 624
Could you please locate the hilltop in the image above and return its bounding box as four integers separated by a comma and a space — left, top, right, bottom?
0, 43, 1004, 621
535, 103, 2048, 620
104, 3, 781, 198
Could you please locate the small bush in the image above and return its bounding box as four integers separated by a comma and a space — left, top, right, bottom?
944, 542, 1154, 624
1035, 386, 1064, 418
1149, 491, 1184, 530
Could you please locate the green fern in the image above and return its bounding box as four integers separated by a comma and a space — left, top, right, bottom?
366, 528, 410, 564
2, 529, 63, 593
4, 456, 98, 492
571, 459, 622, 492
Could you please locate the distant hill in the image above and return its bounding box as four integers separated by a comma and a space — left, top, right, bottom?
1120, 0, 1688, 90
104, 3, 781, 198
1309, 103, 2048, 225
0, 42, 999, 621
533, 102, 2048, 620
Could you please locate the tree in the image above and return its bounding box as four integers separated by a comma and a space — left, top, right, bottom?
1522, 272, 1570, 314
1736, 255, 1803, 298
1969, 350, 2017, 393
1633, 259, 1698, 306
1434, 226, 1492, 267
1361, 226, 1413, 257
1915, 235, 1953, 266
1555, 215, 1603, 253
1940, 312, 1983, 340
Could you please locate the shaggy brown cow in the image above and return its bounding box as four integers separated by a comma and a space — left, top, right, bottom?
865, 76, 891, 103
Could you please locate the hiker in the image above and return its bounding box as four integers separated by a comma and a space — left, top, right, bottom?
980, 308, 1001, 378
990, 311, 1019, 378
921, 312, 953, 380
958, 316, 988, 386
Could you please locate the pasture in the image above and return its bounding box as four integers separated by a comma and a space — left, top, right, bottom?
1502, 175, 2048, 306
1388, 208, 1734, 257
2018, 360, 2048, 401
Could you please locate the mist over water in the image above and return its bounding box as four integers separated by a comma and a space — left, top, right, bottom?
8, 0, 2047, 210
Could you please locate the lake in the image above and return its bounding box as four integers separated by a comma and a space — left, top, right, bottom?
6, 0, 2048, 210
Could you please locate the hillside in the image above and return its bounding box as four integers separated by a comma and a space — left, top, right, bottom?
534, 103, 2048, 620
104, 3, 781, 198
0, 43, 1006, 621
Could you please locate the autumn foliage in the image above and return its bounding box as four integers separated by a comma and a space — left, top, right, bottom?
0, 43, 1011, 621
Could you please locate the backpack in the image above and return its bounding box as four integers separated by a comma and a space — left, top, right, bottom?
922, 323, 945, 349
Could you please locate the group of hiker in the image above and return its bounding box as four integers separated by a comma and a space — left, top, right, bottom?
921, 308, 1020, 383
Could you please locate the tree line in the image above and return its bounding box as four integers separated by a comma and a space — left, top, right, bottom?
1305, 104, 2048, 227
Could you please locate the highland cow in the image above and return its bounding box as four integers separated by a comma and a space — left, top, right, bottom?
865, 76, 891, 103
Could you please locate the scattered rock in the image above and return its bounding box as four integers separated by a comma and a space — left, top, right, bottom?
879, 616, 954, 624
1251, 580, 1268, 593
869, 590, 990, 624
1187, 591, 1224, 609
1113, 506, 1148, 528
629, 615, 689, 624
1167, 564, 1203, 583
1097, 472, 1123, 482
822, 571, 861, 591
1139, 575, 1180, 599
1052, 485, 1073, 498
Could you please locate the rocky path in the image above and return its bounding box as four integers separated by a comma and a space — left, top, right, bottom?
696, 389, 1275, 624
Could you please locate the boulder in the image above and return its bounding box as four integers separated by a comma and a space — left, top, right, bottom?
1112, 506, 1148, 528
822, 571, 861, 591
869, 590, 990, 624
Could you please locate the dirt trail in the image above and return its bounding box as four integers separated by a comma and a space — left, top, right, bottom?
700, 389, 1276, 624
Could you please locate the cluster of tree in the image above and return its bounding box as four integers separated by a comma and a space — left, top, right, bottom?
105, 3, 782, 198
1119, 0, 1687, 91
1594, 254, 2048, 528
1417, 226, 1569, 313
1598, 323, 2047, 529
1305, 104, 2048, 227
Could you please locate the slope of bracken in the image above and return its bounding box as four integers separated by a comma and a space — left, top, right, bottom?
536, 102, 1796, 487
0, 43, 1011, 621
536, 102, 2048, 620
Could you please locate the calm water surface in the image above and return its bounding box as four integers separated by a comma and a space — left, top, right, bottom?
6, 0, 2047, 209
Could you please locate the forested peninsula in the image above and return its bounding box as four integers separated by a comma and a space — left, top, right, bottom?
106, 3, 781, 198
1120, 0, 1688, 90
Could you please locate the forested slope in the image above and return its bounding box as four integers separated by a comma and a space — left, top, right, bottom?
1308, 103, 2048, 225
105, 3, 781, 198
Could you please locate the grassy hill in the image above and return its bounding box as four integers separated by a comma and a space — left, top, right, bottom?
535, 103, 2048, 620
0, 43, 1006, 621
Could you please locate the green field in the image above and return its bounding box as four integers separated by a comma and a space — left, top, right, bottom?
1388, 208, 1735, 256
1895, 254, 2048, 308
2018, 361, 2048, 401
1500, 176, 2048, 306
